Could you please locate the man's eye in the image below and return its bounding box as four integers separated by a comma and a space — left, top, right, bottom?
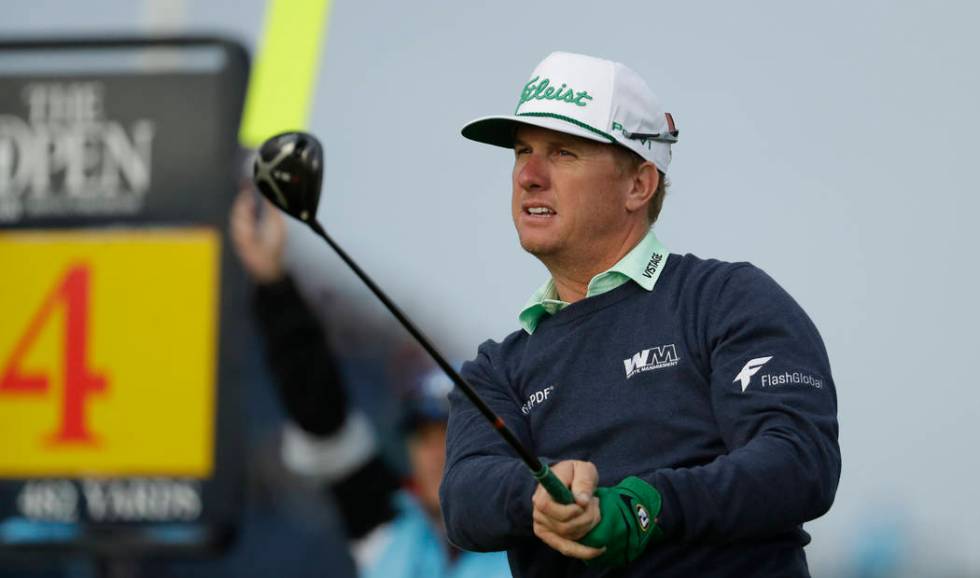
515, 147, 531, 156
557, 149, 576, 157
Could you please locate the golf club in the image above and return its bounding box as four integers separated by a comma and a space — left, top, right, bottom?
252, 131, 574, 505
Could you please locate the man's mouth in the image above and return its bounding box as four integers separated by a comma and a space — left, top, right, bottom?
524, 206, 556, 216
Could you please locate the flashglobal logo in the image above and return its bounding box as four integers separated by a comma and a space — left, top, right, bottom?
734, 356, 772, 392
761, 372, 824, 389
0, 82, 156, 222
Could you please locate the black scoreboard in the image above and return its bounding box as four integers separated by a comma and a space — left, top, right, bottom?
0, 37, 249, 557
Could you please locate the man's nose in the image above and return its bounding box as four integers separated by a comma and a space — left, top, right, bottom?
517, 153, 549, 191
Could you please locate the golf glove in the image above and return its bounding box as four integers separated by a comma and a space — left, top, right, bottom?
579, 476, 665, 567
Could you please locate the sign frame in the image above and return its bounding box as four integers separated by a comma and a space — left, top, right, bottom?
0, 35, 250, 557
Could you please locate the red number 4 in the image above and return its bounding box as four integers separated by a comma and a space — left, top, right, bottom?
0, 264, 108, 445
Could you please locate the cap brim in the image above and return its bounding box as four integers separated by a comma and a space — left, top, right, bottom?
461, 114, 614, 149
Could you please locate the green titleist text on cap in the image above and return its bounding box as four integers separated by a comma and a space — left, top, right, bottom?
516, 76, 593, 113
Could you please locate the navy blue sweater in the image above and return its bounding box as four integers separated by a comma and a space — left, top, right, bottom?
440, 254, 840, 577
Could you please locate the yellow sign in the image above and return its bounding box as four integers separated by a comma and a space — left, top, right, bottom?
0, 229, 219, 478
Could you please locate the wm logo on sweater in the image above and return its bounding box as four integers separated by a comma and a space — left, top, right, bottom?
624, 344, 679, 379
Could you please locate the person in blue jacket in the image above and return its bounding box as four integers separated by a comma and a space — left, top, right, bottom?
230, 189, 510, 578
440, 51, 841, 577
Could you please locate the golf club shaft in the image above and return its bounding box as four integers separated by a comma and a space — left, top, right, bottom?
306, 219, 573, 505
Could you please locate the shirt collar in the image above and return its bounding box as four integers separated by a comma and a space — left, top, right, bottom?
518, 228, 669, 334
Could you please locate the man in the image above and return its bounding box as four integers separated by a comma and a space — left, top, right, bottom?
440, 51, 840, 577
229, 190, 510, 578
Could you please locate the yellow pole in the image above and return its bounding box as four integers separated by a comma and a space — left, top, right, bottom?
238, 0, 333, 148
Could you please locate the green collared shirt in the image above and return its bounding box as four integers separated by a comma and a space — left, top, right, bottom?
518, 229, 670, 334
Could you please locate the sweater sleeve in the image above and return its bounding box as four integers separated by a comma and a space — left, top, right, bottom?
440, 341, 538, 552
650, 264, 840, 541
253, 276, 348, 436
253, 276, 401, 538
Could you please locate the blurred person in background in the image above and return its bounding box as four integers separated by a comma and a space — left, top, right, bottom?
229, 188, 510, 578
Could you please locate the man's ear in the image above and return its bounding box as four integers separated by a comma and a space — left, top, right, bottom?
625, 162, 659, 214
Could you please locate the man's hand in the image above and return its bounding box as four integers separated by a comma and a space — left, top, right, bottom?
230, 186, 287, 283
531, 460, 605, 560
579, 476, 665, 567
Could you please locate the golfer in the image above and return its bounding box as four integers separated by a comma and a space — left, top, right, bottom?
440, 51, 840, 577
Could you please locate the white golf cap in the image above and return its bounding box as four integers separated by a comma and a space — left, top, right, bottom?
462, 51, 678, 172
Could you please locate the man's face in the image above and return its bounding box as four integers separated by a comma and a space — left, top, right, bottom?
408, 421, 447, 517
511, 125, 636, 263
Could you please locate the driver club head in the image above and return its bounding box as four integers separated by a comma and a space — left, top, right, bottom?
252, 131, 323, 223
